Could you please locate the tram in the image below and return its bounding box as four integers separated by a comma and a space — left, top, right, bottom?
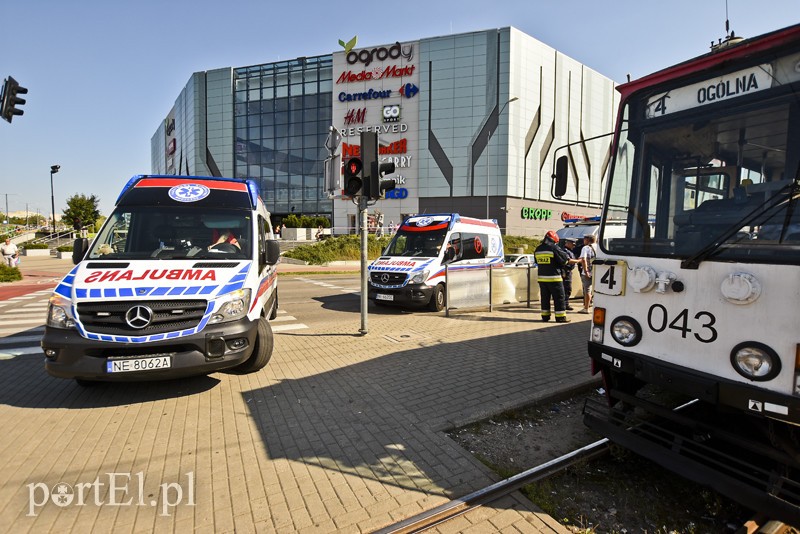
553, 24, 800, 522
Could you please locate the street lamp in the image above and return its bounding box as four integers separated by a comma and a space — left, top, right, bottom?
487, 97, 518, 219
50, 165, 60, 235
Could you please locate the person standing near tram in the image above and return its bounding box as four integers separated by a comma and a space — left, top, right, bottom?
579, 234, 597, 313
534, 230, 570, 323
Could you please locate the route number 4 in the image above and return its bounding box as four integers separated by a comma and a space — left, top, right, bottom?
600, 267, 616, 289
594, 263, 625, 296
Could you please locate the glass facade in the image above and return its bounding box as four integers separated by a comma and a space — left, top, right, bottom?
153, 28, 619, 236
233, 56, 333, 217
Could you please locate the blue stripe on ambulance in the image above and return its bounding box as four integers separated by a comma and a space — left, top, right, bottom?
73, 267, 244, 343
53, 265, 80, 299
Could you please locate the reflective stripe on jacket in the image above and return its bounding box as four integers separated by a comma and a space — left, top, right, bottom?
534, 242, 568, 282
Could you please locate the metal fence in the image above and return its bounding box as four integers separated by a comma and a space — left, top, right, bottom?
445, 264, 540, 316
445, 265, 582, 316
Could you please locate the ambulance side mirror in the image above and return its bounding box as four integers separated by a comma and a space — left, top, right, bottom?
72, 238, 89, 265
264, 239, 281, 266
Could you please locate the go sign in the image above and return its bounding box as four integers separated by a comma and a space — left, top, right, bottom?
383, 105, 400, 123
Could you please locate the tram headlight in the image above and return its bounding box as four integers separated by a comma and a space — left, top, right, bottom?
610, 316, 642, 347
730, 342, 781, 381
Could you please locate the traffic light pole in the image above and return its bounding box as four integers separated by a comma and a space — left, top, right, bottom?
359, 195, 369, 335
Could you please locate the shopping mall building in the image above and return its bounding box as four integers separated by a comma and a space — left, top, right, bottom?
150, 27, 618, 236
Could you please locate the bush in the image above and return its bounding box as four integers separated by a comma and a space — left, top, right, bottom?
56, 245, 74, 252
282, 214, 302, 228
313, 216, 331, 228
22, 242, 49, 249
282, 234, 541, 264
283, 235, 391, 264
282, 214, 330, 228
0, 263, 22, 282
503, 235, 541, 253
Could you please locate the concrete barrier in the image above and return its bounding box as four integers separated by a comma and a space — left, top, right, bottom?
21, 248, 51, 257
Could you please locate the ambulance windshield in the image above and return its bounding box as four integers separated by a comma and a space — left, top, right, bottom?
383, 227, 448, 257
87, 206, 252, 260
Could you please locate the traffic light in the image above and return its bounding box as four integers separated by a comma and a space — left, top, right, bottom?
1, 76, 27, 123
343, 157, 363, 196
358, 132, 397, 200
371, 161, 397, 200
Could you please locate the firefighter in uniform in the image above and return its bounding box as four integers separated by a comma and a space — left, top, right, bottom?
534, 230, 570, 322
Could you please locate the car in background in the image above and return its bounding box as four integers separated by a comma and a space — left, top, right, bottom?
503, 253, 535, 266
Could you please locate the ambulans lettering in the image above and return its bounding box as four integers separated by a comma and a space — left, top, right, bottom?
373, 259, 417, 267
84, 269, 216, 283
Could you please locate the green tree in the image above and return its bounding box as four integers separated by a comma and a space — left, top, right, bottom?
93, 215, 107, 233
63, 194, 101, 230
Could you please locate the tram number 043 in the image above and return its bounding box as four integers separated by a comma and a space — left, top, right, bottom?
647, 304, 718, 343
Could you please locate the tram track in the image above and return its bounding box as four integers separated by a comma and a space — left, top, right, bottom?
375, 396, 796, 533
374, 438, 611, 534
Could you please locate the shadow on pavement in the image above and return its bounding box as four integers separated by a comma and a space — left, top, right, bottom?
241, 321, 595, 500
0, 353, 220, 409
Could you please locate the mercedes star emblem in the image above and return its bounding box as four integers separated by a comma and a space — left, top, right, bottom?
381, 273, 390, 283
125, 305, 154, 329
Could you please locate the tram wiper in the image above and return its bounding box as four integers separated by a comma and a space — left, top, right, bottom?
681, 180, 798, 269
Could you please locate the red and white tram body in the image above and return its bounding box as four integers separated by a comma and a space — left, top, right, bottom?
583, 24, 800, 426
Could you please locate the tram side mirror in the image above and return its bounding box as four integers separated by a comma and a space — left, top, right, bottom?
553, 156, 568, 198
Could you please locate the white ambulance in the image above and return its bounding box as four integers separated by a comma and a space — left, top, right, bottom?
368, 214, 504, 311
42, 175, 281, 384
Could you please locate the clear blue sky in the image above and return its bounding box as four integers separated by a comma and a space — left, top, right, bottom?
1, 0, 798, 218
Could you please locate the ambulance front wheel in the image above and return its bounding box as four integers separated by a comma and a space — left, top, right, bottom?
236, 317, 273, 373
429, 284, 445, 312
269, 292, 279, 320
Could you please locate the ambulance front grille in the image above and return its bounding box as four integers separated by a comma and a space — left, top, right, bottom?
76, 300, 207, 335
370, 272, 408, 285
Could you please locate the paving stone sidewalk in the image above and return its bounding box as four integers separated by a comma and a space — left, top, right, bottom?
0, 256, 595, 533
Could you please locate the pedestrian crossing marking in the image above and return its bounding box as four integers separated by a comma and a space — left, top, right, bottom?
0, 335, 43, 345
271, 315, 298, 323
0, 346, 43, 358
272, 324, 308, 333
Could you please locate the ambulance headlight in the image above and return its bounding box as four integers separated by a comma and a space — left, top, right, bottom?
409, 270, 429, 284
210, 289, 251, 324
731, 342, 781, 381
610, 316, 641, 347
46, 294, 76, 329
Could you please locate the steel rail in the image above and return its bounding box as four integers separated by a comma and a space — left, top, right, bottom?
373, 437, 610, 534
374, 398, 701, 534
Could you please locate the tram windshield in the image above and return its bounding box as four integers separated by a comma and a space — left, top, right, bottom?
603, 52, 800, 266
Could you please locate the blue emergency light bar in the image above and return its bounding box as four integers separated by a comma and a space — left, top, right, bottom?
562, 216, 602, 224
